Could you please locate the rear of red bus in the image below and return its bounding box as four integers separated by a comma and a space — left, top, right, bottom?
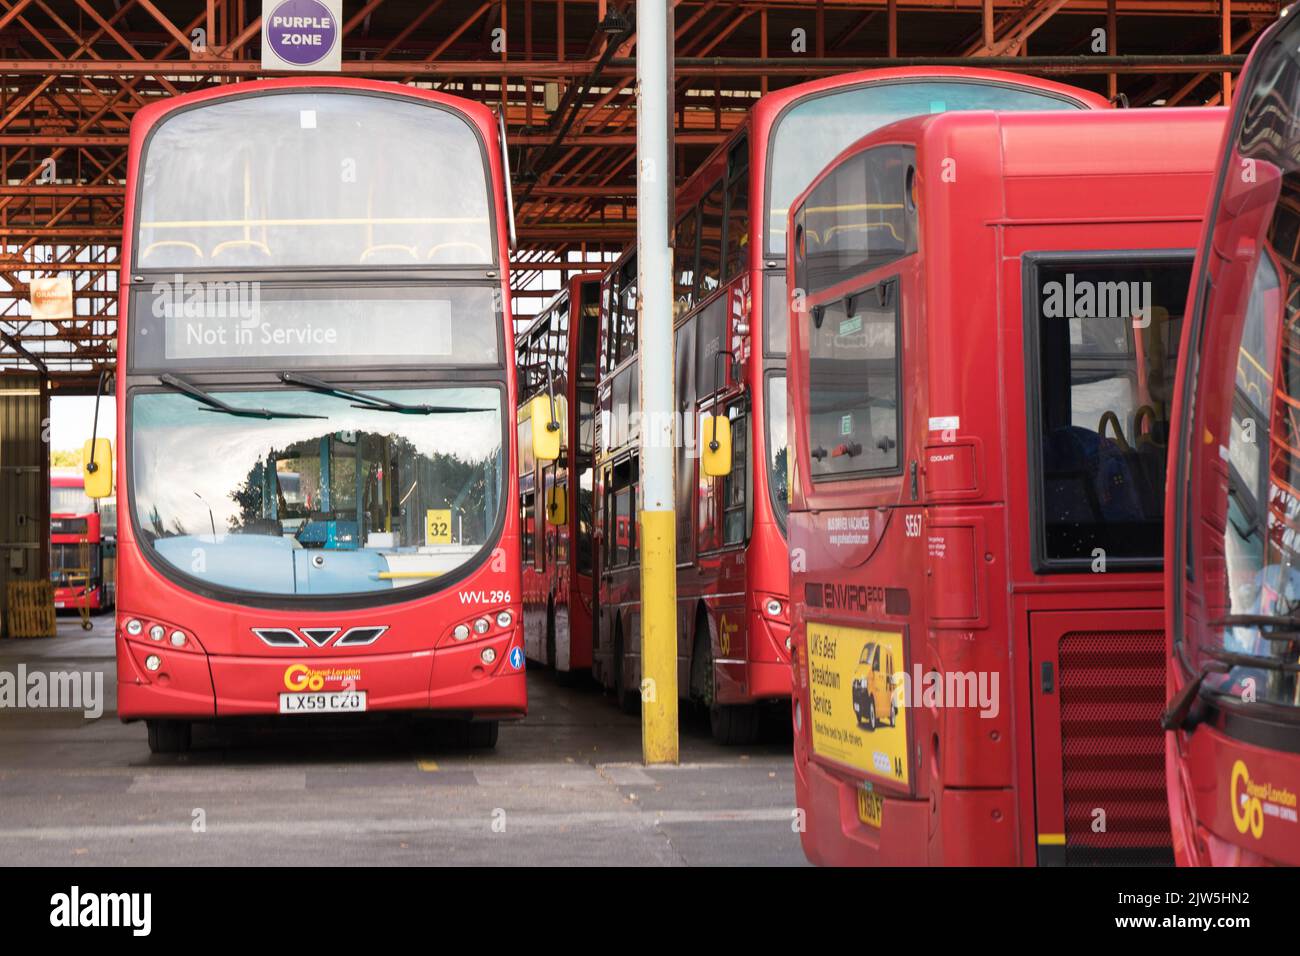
590, 69, 1109, 744
517, 273, 602, 680
787, 107, 1224, 865
1165, 16, 1300, 867
109, 78, 524, 753
747, 68, 1110, 721
50, 473, 105, 612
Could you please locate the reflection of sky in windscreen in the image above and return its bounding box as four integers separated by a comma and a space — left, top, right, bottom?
133, 388, 500, 535
767, 82, 1083, 252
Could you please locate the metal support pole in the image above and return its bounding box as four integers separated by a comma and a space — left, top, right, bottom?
636, 0, 678, 765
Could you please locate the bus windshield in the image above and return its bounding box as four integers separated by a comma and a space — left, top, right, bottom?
1179, 38, 1300, 714
130, 385, 503, 598
766, 79, 1088, 255
135, 90, 494, 270
51, 484, 94, 515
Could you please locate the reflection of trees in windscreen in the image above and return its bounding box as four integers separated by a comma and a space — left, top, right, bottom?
226, 431, 497, 545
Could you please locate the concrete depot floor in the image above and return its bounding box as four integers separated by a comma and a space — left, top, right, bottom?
0, 614, 807, 866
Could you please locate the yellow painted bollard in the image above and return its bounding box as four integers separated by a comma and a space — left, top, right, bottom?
639, 509, 678, 764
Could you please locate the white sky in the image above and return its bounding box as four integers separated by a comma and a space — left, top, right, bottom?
50, 395, 115, 452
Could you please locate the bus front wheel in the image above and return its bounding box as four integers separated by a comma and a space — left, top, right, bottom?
146, 719, 191, 754
710, 702, 761, 746
461, 720, 499, 750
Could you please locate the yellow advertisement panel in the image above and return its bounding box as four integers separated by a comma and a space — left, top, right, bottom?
806, 621, 909, 788
425, 509, 452, 544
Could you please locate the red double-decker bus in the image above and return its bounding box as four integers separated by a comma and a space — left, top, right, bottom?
1164, 14, 1300, 866
592, 68, 1108, 745
90, 78, 536, 753
786, 106, 1224, 865
50, 471, 115, 616
516, 273, 602, 682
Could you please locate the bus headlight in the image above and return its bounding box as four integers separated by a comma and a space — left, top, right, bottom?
126, 618, 143, 636
149, 624, 165, 642
481, 647, 497, 664
169, 631, 187, 647
793, 699, 802, 732
454, 624, 470, 641
496, 611, 512, 628
765, 598, 783, 618
474, 617, 491, 635
144, 655, 162, 672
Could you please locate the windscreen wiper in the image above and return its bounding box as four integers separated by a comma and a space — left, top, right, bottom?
1211, 613, 1300, 639
1163, 612, 1300, 730
157, 373, 325, 420
278, 371, 486, 415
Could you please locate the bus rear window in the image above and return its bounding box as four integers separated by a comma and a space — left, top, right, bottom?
1028, 254, 1193, 569
805, 277, 901, 481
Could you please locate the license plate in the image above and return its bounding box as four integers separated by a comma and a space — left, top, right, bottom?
279, 690, 367, 714
54, 602, 65, 609
857, 789, 884, 829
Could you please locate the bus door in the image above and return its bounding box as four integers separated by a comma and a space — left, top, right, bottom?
1024, 252, 1192, 865
695, 289, 752, 705
674, 315, 698, 689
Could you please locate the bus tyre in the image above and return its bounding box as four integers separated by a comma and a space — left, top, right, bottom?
146, 719, 191, 754
710, 703, 761, 746
614, 625, 638, 715
466, 720, 499, 749
448, 720, 499, 749
545, 602, 557, 670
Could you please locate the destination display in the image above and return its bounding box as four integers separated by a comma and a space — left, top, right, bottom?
129, 282, 500, 369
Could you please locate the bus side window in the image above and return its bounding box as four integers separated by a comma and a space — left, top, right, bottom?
578, 284, 601, 383
535, 468, 548, 572
724, 138, 749, 281
576, 387, 596, 575
617, 257, 638, 365
722, 410, 749, 546
674, 208, 700, 317
698, 180, 724, 297
601, 282, 616, 375
1029, 255, 1193, 567
521, 491, 535, 564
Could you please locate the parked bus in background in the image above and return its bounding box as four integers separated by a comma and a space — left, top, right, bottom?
86, 77, 546, 754
516, 273, 602, 682
50, 470, 116, 615
786, 106, 1224, 864
593, 68, 1108, 744
1164, 15, 1300, 866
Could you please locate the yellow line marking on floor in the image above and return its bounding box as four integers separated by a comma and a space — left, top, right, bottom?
416, 759, 439, 772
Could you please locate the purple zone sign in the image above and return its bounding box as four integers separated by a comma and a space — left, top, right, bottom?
265, 0, 339, 67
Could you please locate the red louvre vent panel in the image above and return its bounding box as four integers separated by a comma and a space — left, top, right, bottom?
1057, 630, 1173, 866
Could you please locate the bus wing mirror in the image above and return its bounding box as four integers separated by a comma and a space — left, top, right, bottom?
701, 414, 732, 477
546, 483, 567, 526
530, 395, 561, 462
83, 438, 113, 499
